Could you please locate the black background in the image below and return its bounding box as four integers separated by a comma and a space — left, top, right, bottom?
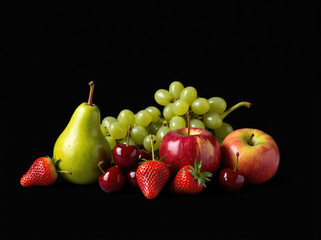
1, 1, 319, 240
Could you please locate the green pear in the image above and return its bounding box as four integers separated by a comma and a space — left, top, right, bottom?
53, 82, 111, 184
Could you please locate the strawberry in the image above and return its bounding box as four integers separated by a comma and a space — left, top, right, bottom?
20, 156, 70, 187
170, 159, 212, 194
136, 156, 170, 199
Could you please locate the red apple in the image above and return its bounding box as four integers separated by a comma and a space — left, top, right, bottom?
221, 128, 280, 184
159, 128, 220, 174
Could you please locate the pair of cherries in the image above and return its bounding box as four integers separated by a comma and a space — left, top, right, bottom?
219, 152, 245, 192
98, 143, 152, 193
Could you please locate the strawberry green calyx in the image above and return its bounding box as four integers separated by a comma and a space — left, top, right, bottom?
46, 156, 72, 175
187, 159, 213, 188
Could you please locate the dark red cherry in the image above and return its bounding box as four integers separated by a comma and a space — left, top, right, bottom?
219, 152, 245, 192
98, 166, 125, 193
113, 144, 140, 170
126, 167, 139, 189
138, 150, 153, 160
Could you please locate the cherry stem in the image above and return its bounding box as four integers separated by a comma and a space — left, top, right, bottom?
187, 108, 191, 136
87, 81, 95, 106
150, 135, 155, 161
98, 161, 105, 174
248, 133, 255, 146
220, 101, 251, 120
57, 170, 72, 175
126, 125, 131, 147
234, 152, 240, 172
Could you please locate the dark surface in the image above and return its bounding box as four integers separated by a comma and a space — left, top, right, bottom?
2, 2, 319, 240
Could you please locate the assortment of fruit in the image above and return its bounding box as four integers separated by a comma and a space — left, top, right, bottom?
20, 81, 280, 200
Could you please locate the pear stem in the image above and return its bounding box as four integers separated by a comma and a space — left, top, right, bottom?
87, 81, 95, 106
234, 152, 240, 172
220, 101, 251, 120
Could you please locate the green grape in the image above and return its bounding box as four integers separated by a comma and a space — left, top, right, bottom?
214, 122, 233, 139
106, 136, 116, 150
191, 98, 210, 115
203, 112, 222, 129
117, 109, 135, 129
119, 136, 136, 146
143, 135, 161, 151
130, 126, 148, 145
156, 126, 171, 140
170, 116, 186, 130
180, 86, 197, 105
190, 119, 205, 129
135, 110, 153, 127
169, 81, 184, 99
148, 120, 162, 135
171, 99, 189, 116
208, 97, 227, 114
108, 121, 127, 140
100, 124, 108, 136
102, 116, 117, 134
154, 89, 173, 106
163, 103, 175, 120
145, 106, 161, 122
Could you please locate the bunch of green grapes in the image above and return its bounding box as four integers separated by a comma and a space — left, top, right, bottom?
154, 81, 251, 144
100, 107, 163, 152
100, 81, 251, 151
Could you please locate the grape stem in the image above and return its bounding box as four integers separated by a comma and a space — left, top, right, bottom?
187, 108, 191, 136
87, 81, 95, 106
126, 125, 132, 147
220, 101, 251, 120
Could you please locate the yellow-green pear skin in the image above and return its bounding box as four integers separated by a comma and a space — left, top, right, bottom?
53, 103, 111, 184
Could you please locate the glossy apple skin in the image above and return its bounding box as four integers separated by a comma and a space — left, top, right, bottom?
221, 128, 280, 184
219, 168, 245, 191
112, 144, 140, 170
159, 128, 220, 174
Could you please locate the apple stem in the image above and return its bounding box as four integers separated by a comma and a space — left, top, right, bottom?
98, 161, 105, 174
220, 101, 251, 120
248, 133, 255, 146
126, 125, 131, 147
187, 108, 191, 136
87, 81, 95, 106
150, 135, 155, 161
234, 152, 240, 172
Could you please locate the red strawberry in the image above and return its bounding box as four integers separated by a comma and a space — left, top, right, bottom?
20, 156, 70, 187
136, 157, 170, 199
170, 159, 212, 194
